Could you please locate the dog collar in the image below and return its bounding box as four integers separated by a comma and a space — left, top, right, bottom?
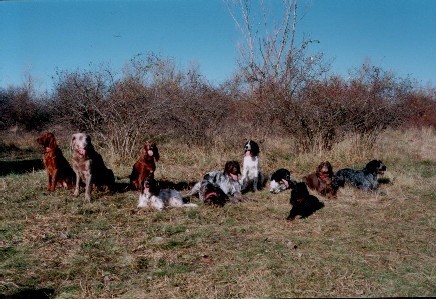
318, 173, 330, 180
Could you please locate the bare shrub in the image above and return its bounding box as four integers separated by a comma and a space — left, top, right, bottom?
0, 84, 50, 131
225, 1, 423, 152
402, 87, 436, 127
50, 54, 236, 163
51, 62, 164, 163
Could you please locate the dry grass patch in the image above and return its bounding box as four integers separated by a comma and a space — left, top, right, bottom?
1, 128, 435, 298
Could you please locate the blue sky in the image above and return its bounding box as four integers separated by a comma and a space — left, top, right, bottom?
1, 0, 435, 92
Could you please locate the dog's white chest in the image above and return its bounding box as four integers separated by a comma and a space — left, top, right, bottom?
243, 156, 259, 179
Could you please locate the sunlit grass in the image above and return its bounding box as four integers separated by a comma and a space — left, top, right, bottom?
0, 128, 435, 298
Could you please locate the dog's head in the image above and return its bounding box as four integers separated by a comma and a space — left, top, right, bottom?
203, 182, 227, 206
290, 182, 310, 204
224, 160, 241, 181
141, 140, 160, 162
243, 140, 260, 157
317, 161, 333, 179
270, 168, 292, 193
37, 132, 57, 151
365, 160, 387, 175
71, 133, 92, 156
142, 177, 159, 195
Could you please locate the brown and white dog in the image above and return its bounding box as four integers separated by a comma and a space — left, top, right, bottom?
36, 132, 75, 191
130, 141, 160, 191
71, 133, 115, 201
303, 161, 337, 199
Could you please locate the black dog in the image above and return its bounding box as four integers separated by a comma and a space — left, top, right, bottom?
287, 182, 324, 221
333, 160, 387, 192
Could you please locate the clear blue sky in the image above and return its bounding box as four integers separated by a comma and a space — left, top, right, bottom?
1, 0, 435, 92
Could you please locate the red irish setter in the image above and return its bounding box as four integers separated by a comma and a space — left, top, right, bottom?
130, 141, 160, 190
36, 132, 75, 191
303, 161, 337, 199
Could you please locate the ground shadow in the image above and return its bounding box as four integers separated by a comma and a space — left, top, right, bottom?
0, 288, 55, 299
378, 177, 391, 185
158, 179, 198, 191
0, 159, 44, 176
112, 179, 197, 194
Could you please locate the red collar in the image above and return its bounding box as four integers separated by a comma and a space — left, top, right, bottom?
318, 172, 330, 180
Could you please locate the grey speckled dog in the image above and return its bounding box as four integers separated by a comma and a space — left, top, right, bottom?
333, 160, 387, 192
184, 160, 244, 205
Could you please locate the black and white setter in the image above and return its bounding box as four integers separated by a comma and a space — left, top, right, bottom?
240, 140, 263, 192
287, 182, 324, 221
269, 168, 297, 194
333, 160, 387, 192
138, 177, 197, 211
184, 161, 244, 206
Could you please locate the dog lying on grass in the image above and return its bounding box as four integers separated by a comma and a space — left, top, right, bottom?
138, 177, 197, 211
333, 160, 387, 193
287, 182, 324, 221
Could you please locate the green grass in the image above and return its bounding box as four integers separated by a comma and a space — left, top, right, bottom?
0, 128, 435, 298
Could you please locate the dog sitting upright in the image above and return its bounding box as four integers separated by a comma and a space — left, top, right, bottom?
130, 141, 160, 191
37, 132, 75, 191
240, 140, 263, 192
71, 133, 115, 201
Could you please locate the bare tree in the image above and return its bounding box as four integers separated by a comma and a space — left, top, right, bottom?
225, 0, 328, 96
225, 0, 333, 149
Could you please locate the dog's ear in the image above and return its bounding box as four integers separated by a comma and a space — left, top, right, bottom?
71, 134, 76, 151
48, 133, 57, 149
287, 179, 297, 190
86, 134, 92, 149
365, 160, 379, 172
154, 145, 160, 162
327, 162, 334, 174
252, 141, 260, 155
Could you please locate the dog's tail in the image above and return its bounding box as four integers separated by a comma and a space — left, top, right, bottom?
182, 181, 201, 199
182, 203, 198, 208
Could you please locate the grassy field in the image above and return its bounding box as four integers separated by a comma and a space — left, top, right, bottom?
0, 128, 435, 298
